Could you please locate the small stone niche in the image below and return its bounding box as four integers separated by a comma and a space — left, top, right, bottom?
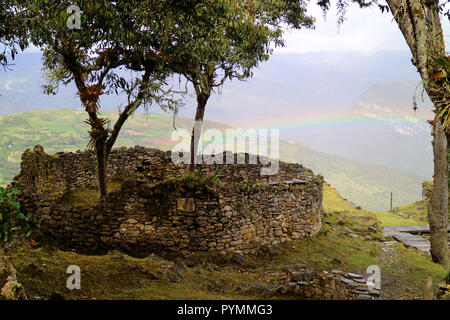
177, 197, 195, 212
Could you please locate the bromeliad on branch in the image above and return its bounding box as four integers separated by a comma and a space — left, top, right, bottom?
78, 84, 104, 113
84, 117, 110, 150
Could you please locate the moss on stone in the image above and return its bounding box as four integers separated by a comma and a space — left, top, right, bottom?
58, 182, 122, 208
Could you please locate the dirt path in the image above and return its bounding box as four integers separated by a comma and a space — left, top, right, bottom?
378, 241, 416, 300
378, 228, 448, 300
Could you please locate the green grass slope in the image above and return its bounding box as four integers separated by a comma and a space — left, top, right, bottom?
0, 109, 425, 211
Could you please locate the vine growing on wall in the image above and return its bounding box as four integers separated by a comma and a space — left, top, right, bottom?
0, 187, 34, 246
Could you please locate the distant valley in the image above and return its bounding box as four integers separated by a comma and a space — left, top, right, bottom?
0, 109, 425, 211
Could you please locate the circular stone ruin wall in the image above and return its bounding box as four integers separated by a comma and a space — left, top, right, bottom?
11, 145, 323, 257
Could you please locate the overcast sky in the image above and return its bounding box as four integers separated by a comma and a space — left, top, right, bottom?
277, 2, 450, 56
13, 2, 450, 126
22, 2, 449, 57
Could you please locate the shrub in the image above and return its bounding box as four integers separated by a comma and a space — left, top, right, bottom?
0, 187, 34, 245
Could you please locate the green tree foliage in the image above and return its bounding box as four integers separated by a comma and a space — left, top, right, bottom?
20, 0, 184, 197
18, 0, 317, 193
0, 187, 34, 247
136, 0, 314, 170
0, 0, 28, 68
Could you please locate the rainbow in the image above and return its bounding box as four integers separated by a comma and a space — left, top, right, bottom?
236, 113, 430, 132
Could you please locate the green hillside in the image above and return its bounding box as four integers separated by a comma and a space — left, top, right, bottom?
279, 141, 425, 211
0, 109, 425, 211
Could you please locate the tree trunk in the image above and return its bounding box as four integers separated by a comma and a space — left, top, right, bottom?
385, 0, 448, 267
429, 119, 449, 268
189, 94, 209, 171
96, 140, 109, 198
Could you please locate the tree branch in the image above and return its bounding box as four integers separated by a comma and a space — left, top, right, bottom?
105, 70, 152, 153
386, 0, 418, 62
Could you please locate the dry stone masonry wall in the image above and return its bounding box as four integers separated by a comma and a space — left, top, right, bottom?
12, 145, 323, 257
250, 268, 380, 300
422, 181, 432, 201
